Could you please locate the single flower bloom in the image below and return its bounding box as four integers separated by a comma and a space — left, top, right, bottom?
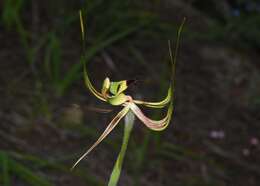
71, 11, 185, 170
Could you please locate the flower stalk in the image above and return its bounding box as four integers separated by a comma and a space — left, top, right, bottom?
108, 111, 135, 186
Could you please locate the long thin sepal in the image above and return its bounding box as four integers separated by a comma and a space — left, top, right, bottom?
79, 10, 107, 102
71, 105, 130, 170
79, 10, 85, 42
169, 17, 186, 89
133, 18, 185, 109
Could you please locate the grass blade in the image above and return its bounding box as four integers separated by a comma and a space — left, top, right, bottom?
9, 159, 54, 186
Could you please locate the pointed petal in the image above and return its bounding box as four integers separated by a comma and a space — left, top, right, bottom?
129, 102, 173, 131
71, 105, 130, 170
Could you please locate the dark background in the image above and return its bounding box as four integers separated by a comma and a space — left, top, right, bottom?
0, 0, 260, 185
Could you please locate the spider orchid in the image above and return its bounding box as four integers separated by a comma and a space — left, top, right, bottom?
71, 11, 185, 170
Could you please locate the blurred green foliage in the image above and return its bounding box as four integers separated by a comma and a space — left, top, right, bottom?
191, 0, 260, 48
0, 151, 53, 186
2, 0, 35, 65
1, 0, 161, 96
0, 151, 104, 186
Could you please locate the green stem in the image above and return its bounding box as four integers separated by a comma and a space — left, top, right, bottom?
108, 111, 135, 186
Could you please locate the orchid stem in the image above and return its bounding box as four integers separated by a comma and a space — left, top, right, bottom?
108, 111, 135, 186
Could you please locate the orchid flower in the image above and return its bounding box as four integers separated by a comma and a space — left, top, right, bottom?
72, 11, 185, 170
